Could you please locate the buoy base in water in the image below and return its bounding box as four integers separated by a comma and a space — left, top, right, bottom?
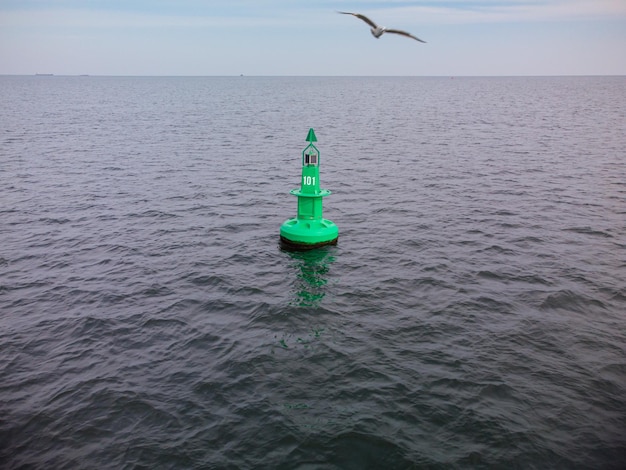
280, 235, 338, 251
279, 218, 338, 251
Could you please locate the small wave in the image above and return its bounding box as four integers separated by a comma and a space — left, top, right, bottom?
126, 209, 179, 219
157, 298, 202, 314
477, 270, 502, 280
137, 284, 174, 298
564, 226, 613, 238
38, 217, 71, 224
511, 235, 545, 246
478, 382, 516, 400
185, 273, 229, 288
540, 289, 607, 313
141, 317, 187, 329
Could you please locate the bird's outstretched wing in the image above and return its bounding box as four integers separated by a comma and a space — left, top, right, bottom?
337, 11, 378, 29
385, 29, 427, 43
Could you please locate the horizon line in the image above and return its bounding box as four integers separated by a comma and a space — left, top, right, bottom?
3, 73, 626, 78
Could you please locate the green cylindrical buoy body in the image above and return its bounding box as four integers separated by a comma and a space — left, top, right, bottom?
280, 129, 338, 250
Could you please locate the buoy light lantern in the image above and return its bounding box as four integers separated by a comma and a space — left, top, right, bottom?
280, 128, 339, 250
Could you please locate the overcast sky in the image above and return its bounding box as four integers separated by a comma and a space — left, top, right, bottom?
1, 0, 625, 76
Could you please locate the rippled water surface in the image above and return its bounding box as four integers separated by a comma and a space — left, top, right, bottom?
1, 76, 625, 469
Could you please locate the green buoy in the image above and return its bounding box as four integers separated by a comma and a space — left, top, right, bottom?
280, 128, 339, 250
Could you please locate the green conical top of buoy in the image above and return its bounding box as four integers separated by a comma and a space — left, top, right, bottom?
306, 128, 317, 142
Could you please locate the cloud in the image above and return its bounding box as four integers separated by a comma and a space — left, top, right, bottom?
361, 0, 626, 24
2, 1, 625, 32
0, 10, 285, 31
0, 0, 324, 32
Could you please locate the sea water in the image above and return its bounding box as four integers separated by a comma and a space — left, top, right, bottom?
1, 75, 625, 468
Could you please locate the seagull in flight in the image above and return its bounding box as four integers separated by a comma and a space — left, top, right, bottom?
338, 11, 426, 43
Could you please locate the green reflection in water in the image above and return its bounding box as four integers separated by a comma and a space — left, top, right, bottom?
273, 327, 326, 351
272, 247, 335, 352
274, 248, 356, 432
286, 247, 336, 308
